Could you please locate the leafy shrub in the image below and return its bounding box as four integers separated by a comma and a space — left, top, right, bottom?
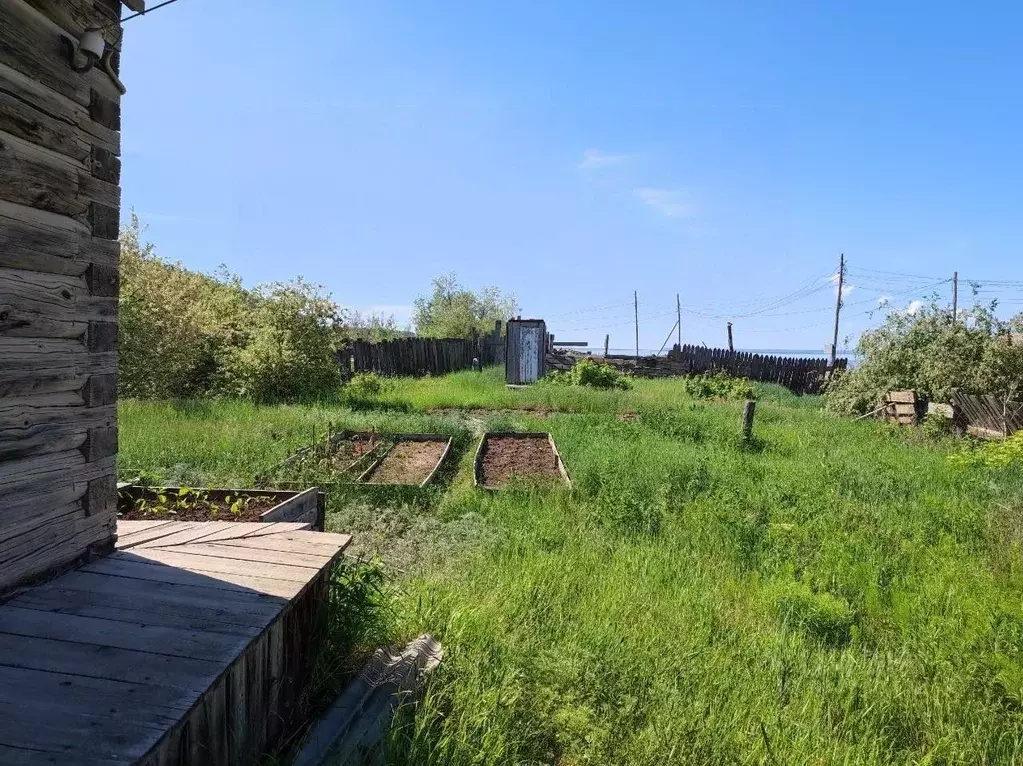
346, 372, 383, 397
920, 412, 956, 440
680, 371, 756, 400
950, 431, 1023, 470
769, 578, 856, 647
544, 358, 632, 390
120, 215, 347, 402
825, 298, 1023, 415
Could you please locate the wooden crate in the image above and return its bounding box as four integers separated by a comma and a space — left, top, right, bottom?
885, 390, 922, 426
117, 486, 325, 530
357, 433, 454, 487
473, 431, 571, 490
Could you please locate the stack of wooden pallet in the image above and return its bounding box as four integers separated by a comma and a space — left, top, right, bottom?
885, 391, 921, 426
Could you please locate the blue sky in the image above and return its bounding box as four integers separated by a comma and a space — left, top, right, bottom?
121, 1, 1023, 352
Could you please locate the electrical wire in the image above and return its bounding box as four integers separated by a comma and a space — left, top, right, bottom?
104, 0, 183, 29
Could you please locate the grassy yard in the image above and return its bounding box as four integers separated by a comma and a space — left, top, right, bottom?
119, 368, 1023, 764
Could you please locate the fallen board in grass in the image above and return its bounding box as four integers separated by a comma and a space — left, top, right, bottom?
117, 486, 324, 530
473, 432, 571, 490
357, 434, 453, 487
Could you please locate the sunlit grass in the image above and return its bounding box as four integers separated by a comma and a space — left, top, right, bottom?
119, 371, 1023, 764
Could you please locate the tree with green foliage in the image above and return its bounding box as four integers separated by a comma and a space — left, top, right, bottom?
825, 296, 1023, 415
412, 273, 517, 339
118, 215, 349, 402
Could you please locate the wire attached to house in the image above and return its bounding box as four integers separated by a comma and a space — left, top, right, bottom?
103, 0, 184, 29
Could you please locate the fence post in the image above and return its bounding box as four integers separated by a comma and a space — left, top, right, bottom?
741, 400, 756, 443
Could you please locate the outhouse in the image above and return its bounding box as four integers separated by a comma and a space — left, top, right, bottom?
505, 318, 547, 384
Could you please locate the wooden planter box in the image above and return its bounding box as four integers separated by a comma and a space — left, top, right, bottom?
357, 433, 454, 487
117, 485, 325, 530
274, 431, 383, 473
473, 432, 571, 490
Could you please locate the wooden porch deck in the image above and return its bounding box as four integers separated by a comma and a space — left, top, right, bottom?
0, 520, 352, 765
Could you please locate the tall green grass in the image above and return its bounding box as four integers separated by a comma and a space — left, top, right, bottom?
119, 373, 1023, 764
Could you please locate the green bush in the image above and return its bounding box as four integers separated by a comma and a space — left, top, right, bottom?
119, 216, 347, 402
679, 371, 756, 400
950, 430, 1023, 470
544, 358, 632, 390
825, 298, 1023, 415
768, 578, 856, 647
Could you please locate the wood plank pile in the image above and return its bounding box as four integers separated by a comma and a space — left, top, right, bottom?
885, 390, 922, 426
952, 390, 1023, 438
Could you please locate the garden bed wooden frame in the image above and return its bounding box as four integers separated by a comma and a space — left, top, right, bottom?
473, 431, 572, 490
357, 433, 454, 487
117, 486, 325, 530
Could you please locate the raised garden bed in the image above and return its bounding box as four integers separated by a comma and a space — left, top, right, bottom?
263, 431, 390, 482
117, 485, 325, 529
473, 432, 571, 490
358, 434, 453, 487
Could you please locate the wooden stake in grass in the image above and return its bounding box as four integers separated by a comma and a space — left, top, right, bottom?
741, 399, 757, 443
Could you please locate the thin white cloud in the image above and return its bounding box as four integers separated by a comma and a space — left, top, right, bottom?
578, 149, 629, 170
829, 272, 855, 298
632, 187, 697, 219
905, 299, 923, 315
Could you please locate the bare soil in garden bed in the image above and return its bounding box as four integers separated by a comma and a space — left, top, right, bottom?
480, 436, 564, 488
364, 440, 449, 485
119, 493, 278, 522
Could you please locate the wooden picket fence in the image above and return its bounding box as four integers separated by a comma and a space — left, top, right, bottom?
338, 337, 503, 377
603, 345, 844, 394
951, 391, 1023, 438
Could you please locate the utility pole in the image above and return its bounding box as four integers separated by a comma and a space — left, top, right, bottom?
634, 290, 639, 360
676, 293, 682, 349
952, 271, 959, 324
604, 334, 609, 357
829, 253, 845, 369
727, 321, 734, 352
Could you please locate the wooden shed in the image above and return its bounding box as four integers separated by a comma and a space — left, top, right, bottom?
0, 4, 354, 762
505, 318, 548, 384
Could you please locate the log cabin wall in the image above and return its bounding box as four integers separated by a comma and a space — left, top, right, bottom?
0, 0, 130, 592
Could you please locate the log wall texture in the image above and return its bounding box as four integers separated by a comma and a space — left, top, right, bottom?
0, 0, 125, 592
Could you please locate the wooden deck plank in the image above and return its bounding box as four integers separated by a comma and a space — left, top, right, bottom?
0, 631, 222, 691
114, 520, 211, 550
0, 700, 168, 761
82, 554, 307, 598
0, 667, 195, 759
0, 743, 124, 765
161, 542, 329, 569
10, 586, 269, 636
120, 521, 241, 549
138, 521, 310, 546
131, 547, 326, 584
116, 520, 174, 535
19, 571, 283, 627
0, 520, 353, 765
0, 605, 251, 662
210, 531, 353, 555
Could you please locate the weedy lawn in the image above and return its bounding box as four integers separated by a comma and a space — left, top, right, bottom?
119, 368, 1023, 764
